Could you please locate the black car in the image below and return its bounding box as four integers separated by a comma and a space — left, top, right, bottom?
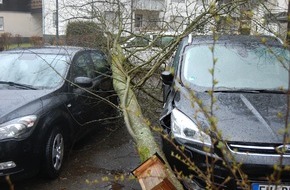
0, 46, 117, 180
160, 35, 290, 189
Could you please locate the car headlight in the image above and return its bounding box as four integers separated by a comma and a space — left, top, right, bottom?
0, 115, 37, 140
171, 109, 212, 148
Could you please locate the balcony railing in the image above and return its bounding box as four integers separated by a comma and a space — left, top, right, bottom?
133, 0, 165, 11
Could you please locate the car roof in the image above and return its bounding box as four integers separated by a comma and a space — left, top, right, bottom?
2, 46, 93, 57
185, 35, 284, 46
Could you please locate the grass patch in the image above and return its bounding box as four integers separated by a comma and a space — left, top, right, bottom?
8, 43, 32, 49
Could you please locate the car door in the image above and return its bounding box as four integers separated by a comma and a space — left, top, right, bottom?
69, 50, 114, 126
89, 50, 115, 119
69, 50, 97, 126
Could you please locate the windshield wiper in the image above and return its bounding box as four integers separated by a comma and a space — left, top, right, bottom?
0, 81, 38, 90
207, 87, 286, 94
252, 89, 286, 94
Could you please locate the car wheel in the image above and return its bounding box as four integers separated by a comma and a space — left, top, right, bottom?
42, 126, 65, 179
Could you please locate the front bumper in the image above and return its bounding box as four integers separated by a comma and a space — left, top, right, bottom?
163, 137, 290, 190
0, 137, 41, 180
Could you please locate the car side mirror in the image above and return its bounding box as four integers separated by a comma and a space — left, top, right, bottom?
161, 71, 173, 85
74, 77, 93, 88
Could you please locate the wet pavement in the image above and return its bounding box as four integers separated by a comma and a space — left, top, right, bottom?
0, 119, 142, 190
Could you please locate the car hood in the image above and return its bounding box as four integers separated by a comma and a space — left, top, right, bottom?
174, 90, 288, 144
0, 90, 52, 118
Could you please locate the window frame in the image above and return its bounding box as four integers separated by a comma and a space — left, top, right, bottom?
135, 14, 143, 28
53, 12, 57, 28
72, 51, 95, 79
0, 17, 4, 31
169, 15, 184, 31
104, 11, 117, 27
90, 50, 110, 76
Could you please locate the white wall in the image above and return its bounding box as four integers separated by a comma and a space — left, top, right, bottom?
43, 0, 288, 37
279, 0, 288, 11
43, 0, 104, 36
164, 0, 213, 34
252, 0, 288, 38
0, 12, 42, 37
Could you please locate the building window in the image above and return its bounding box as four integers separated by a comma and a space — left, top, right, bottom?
53, 12, 57, 28
0, 0, 3, 4
0, 17, 4, 31
105, 11, 116, 23
135, 14, 143, 28
169, 15, 183, 31
147, 14, 160, 29
105, 11, 116, 20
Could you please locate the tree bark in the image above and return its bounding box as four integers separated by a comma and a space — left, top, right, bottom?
111, 45, 184, 190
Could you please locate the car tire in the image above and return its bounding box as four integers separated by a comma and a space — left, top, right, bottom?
42, 126, 65, 179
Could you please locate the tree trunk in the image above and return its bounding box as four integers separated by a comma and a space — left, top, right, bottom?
111, 45, 184, 190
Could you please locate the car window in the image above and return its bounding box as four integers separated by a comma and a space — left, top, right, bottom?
90, 51, 109, 75
125, 36, 150, 48
153, 36, 175, 48
73, 52, 94, 78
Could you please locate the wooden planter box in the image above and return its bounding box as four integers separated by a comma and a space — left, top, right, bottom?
132, 153, 176, 190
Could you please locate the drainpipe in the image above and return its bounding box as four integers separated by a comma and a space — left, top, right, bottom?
42, 0, 45, 38
131, 0, 133, 33
56, 0, 59, 42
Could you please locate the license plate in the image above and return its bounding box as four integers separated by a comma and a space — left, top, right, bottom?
252, 183, 290, 190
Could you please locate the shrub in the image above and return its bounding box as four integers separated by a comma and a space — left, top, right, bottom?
30, 36, 43, 46
66, 21, 107, 50
14, 34, 23, 47
0, 32, 12, 50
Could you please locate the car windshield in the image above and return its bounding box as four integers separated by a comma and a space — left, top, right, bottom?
0, 52, 69, 89
125, 36, 151, 48
182, 43, 290, 90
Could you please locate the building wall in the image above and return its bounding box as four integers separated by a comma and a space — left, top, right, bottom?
164, 0, 206, 33
0, 12, 42, 37
252, 0, 288, 39
43, 0, 97, 37
42, 0, 212, 36
43, 0, 191, 36
42, 0, 288, 37
267, 0, 288, 13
